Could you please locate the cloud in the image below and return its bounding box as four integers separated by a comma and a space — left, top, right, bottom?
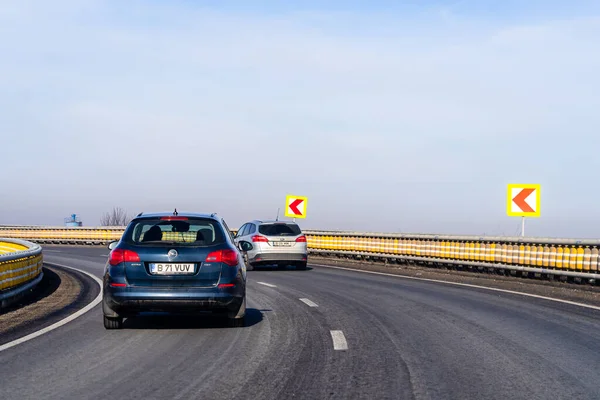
0, 1, 599, 237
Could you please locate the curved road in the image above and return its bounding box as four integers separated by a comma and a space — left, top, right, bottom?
1, 247, 599, 399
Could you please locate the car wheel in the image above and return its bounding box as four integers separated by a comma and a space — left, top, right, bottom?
228, 296, 246, 328
297, 261, 308, 270
228, 316, 246, 328
104, 315, 123, 330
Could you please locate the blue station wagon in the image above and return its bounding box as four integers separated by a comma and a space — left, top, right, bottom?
102, 211, 247, 329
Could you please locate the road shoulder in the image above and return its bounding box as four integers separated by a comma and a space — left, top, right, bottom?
0, 264, 100, 346
309, 256, 600, 308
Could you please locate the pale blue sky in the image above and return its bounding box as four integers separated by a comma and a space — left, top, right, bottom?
1, 1, 599, 237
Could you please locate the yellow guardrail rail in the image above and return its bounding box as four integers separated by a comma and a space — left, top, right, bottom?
0, 241, 28, 255
0, 227, 123, 243
0, 238, 44, 307
2, 226, 600, 280
305, 231, 600, 280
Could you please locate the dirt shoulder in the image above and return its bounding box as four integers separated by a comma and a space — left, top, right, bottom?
0, 265, 99, 346
309, 256, 600, 308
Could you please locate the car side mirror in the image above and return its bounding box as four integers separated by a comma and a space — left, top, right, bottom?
238, 241, 253, 252
108, 241, 118, 250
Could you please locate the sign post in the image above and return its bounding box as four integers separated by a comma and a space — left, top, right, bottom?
506, 184, 541, 236
284, 195, 308, 220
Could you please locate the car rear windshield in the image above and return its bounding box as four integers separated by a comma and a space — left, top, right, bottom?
258, 223, 302, 236
123, 218, 226, 246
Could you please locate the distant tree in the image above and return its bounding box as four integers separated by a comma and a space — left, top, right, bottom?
100, 207, 131, 226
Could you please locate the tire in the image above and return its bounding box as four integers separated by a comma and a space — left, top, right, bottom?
227, 296, 246, 328
228, 316, 246, 328
297, 261, 308, 270
102, 295, 120, 318
104, 315, 123, 330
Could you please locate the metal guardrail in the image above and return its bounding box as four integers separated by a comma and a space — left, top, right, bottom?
307, 232, 600, 278
2, 226, 600, 280
0, 226, 124, 244
0, 238, 44, 308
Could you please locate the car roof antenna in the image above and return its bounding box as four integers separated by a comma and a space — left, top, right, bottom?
275, 208, 280, 221
173, 208, 178, 216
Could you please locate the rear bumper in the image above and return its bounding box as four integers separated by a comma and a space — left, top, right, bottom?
104, 287, 243, 315
249, 252, 307, 264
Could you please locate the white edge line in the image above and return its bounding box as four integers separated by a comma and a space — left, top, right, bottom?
0, 262, 103, 353
299, 298, 319, 307
330, 330, 348, 351
311, 263, 600, 312
256, 281, 277, 288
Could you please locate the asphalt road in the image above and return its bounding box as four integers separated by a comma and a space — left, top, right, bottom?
1, 247, 599, 400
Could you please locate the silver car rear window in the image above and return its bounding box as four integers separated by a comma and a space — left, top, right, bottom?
258, 223, 301, 236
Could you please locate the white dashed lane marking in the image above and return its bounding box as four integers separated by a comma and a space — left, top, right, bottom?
299, 298, 318, 307
330, 330, 348, 351
256, 282, 277, 288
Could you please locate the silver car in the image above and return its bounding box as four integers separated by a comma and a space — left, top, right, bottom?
234, 220, 308, 270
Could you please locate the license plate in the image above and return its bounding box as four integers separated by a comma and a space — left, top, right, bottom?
149, 263, 195, 275
272, 241, 293, 247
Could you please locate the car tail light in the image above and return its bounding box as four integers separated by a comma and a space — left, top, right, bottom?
109, 282, 127, 288
252, 235, 269, 242
160, 216, 188, 221
206, 249, 238, 266
296, 235, 307, 242
218, 283, 236, 288
109, 249, 141, 266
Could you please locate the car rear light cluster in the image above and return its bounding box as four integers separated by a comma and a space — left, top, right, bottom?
252, 235, 306, 243
109, 249, 141, 266
206, 249, 238, 266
